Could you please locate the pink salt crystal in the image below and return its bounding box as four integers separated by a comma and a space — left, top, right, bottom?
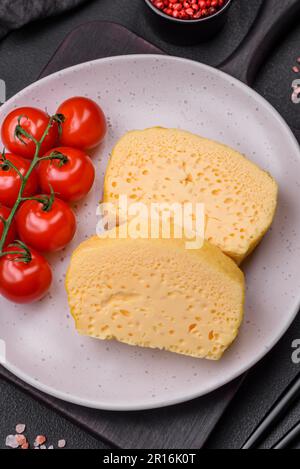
15, 434, 26, 446
5, 435, 19, 449
58, 439, 66, 448
293, 66, 300, 73
291, 86, 300, 103
15, 424, 26, 434
21, 442, 29, 450
35, 435, 46, 446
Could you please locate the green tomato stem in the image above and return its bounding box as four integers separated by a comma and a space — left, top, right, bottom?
0, 114, 64, 254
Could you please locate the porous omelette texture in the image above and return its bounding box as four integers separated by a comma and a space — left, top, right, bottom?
103, 128, 278, 264
66, 235, 245, 360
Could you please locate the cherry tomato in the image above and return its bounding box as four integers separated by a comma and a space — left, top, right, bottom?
38, 147, 95, 202
0, 204, 18, 247
16, 197, 77, 253
0, 247, 52, 304
1, 107, 59, 159
57, 97, 107, 150
0, 154, 38, 208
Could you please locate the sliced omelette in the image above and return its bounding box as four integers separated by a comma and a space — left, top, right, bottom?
104, 127, 278, 264
66, 232, 245, 360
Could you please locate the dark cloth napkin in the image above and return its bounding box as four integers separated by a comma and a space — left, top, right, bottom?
0, 0, 89, 39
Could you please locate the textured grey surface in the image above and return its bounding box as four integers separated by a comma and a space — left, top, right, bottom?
0, 379, 109, 449
255, 22, 300, 132
0, 0, 89, 39
0, 0, 300, 450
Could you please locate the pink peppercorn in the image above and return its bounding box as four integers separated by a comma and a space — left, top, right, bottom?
150, 0, 227, 20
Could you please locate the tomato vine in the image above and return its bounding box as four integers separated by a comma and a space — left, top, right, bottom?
0, 113, 66, 259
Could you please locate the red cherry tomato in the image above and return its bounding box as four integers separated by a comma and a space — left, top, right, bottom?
57, 97, 107, 150
0, 247, 52, 304
16, 197, 77, 253
0, 154, 38, 208
38, 147, 95, 202
1, 107, 59, 159
0, 204, 18, 247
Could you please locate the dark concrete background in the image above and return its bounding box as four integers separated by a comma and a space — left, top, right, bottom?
0, 0, 300, 449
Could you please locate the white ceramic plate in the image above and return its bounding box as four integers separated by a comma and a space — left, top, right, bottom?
1, 55, 300, 411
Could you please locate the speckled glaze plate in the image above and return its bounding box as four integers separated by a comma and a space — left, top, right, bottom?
1, 55, 300, 410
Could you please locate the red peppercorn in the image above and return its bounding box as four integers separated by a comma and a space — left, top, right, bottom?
150, 0, 228, 20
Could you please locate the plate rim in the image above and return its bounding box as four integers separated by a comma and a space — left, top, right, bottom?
1, 53, 300, 411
